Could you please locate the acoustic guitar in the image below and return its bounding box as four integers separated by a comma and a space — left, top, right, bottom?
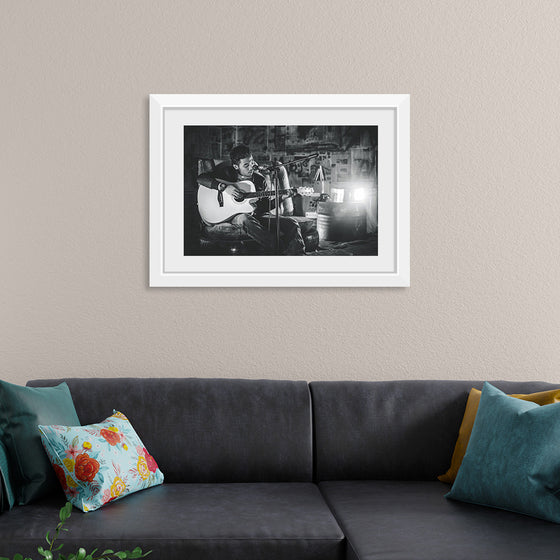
197, 180, 315, 224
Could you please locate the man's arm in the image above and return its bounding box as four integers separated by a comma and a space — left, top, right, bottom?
198, 172, 244, 201
277, 163, 294, 215
197, 173, 221, 189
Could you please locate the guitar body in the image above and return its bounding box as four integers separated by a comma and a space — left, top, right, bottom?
198, 180, 257, 224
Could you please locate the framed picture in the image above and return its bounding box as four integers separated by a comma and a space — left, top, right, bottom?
149, 94, 409, 287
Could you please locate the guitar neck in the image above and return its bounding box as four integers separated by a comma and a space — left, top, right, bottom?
242, 189, 292, 200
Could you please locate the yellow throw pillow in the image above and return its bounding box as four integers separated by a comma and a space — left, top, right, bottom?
438, 387, 560, 484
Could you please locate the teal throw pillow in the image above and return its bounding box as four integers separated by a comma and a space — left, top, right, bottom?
446, 382, 560, 523
39, 411, 164, 512
0, 439, 15, 511
0, 380, 80, 504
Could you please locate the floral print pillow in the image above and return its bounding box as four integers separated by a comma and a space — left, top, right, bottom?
38, 411, 164, 512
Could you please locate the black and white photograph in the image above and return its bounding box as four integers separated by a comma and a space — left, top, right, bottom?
149, 94, 409, 287
183, 125, 379, 257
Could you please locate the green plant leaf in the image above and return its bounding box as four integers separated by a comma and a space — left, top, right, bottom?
14, 499, 149, 560
59, 503, 71, 522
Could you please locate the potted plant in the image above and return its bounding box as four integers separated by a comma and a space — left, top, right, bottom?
0, 502, 151, 560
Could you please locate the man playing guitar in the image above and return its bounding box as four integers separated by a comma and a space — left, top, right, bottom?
197, 144, 306, 255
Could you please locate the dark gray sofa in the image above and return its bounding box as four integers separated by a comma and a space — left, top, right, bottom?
1, 377, 560, 560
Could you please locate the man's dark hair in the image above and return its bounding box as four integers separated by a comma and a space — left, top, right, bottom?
230, 144, 251, 165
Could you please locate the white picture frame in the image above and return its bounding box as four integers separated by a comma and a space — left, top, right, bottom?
149, 94, 409, 287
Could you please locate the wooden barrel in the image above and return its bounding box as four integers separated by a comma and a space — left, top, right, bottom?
317, 202, 367, 241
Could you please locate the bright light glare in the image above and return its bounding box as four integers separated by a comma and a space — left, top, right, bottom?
352, 188, 367, 202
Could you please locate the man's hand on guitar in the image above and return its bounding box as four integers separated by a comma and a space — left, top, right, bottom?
222, 183, 244, 201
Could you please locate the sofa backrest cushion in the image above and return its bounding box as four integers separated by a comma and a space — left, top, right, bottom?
309, 380, 560, 481
27, 378, 313, 483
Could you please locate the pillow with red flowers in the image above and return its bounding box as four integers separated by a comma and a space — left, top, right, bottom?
38, 411, 164, 512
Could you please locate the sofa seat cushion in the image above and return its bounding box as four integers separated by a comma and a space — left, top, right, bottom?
319, 481, 560, 560
0, 483, 344, 560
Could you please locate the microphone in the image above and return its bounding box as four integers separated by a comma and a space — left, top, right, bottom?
253, 163, 272, 173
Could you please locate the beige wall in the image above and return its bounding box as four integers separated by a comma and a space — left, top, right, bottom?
3, 1, 560, 385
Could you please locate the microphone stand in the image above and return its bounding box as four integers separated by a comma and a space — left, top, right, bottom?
263, 153, 319, 255
273, 167, 281, 254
